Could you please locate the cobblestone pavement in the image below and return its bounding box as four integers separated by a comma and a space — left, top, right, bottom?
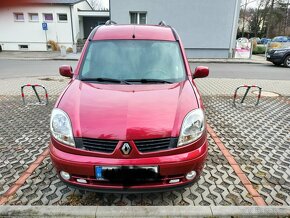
0, 77, 289, 206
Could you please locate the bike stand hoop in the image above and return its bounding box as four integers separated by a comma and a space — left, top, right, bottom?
21, 84, 49, 106
233, 85, 262, 107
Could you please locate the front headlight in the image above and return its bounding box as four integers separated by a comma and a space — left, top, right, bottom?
177, 109, 205, 147
50, 108, 75, 147
274, 50, 286, 54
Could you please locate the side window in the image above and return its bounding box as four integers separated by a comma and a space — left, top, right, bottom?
58, 14, 68, 22
14, 13, 24, 21
29, 13, 39, 22
43, 13, 53, 22
130, 12, 138, 24
130, 12, 147, 24
139, 13, 146, 24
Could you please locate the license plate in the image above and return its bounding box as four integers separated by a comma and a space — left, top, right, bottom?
95, 166, 158, 181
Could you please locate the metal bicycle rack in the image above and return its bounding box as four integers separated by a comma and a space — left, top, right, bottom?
21, 84, 48, 106
233, 85, 262, 107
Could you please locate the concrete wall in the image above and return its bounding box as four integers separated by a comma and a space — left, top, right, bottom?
110, 0, 241, 58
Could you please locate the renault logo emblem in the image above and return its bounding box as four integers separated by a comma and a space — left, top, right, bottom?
121, 143, 131, 155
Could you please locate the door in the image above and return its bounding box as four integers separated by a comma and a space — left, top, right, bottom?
83, 17, 109, 39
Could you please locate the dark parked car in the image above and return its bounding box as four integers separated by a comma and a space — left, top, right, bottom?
267, 48, 290, 67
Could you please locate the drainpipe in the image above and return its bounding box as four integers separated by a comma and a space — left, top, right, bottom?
109, 0, 111, 20
229, 0, 240, 58
70, 5, 75, 45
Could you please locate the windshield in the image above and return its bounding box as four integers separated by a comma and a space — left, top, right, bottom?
79, 40, 186, 84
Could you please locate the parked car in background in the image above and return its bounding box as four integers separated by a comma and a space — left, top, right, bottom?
260, 38, 271, 45
272, 36, 289, 43
49, 21, 209, 192
268, 36, 290, 50
267, 48, 290, 67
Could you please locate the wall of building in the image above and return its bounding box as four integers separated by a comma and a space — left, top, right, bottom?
0, 5, 74, 51
72, 1, 93, 42
110, 0, 241, 58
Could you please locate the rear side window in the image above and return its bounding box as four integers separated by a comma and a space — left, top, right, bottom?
80, 40, 186, 83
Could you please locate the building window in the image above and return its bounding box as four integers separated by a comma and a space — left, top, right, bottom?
14, 13, 24, 21
29, 13, 39, 22
58, 14, 68, 22
130, 12, 147, 24
43, 13, 53, 22
19, 45, 29, 50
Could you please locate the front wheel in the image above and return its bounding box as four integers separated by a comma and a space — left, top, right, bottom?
284, 55, 290, 68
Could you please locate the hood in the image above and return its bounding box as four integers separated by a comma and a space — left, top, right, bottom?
58, 80, 199, 140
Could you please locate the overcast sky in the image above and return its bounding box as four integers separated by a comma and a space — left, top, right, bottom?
101, 0, 109, 8
241, 0, 258, 8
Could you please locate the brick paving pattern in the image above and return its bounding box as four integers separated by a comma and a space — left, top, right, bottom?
0, 77, 289, 206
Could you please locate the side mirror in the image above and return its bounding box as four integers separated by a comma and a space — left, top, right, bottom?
193, 66, 209, 79
59, 65, 73, 78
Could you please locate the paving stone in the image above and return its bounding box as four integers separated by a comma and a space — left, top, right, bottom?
1, 77, 289, 206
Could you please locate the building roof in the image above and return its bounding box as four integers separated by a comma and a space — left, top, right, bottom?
16, 0, 86, 5
92, 25, 176, 41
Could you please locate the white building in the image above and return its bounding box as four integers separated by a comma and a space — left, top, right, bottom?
0, 0, 109, 51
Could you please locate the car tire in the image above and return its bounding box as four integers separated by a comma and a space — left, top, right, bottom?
284, 55, 290, 68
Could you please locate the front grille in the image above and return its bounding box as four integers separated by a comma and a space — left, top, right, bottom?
134, 138, 178, 153
75, 137, 178, 154
76, 138, 118, 153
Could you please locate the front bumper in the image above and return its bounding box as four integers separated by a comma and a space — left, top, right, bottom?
266, 53, 285, 64
49, 139, 208, 193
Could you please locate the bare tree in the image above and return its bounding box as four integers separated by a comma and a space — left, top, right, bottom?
87, 0, 103, 10
239, 0, 289, 37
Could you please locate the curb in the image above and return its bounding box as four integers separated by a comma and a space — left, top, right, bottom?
0, 206, 289, 217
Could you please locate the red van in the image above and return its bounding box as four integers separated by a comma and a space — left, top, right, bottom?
50, 21, 209, 192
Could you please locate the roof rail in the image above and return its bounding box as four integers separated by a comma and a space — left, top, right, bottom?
158, 21, 167, 26
158, 21, 179, 41
89, 25, 101, 41
105, 20, 117, 25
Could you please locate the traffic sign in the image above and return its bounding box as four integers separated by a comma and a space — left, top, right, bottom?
42, 22, 48, 31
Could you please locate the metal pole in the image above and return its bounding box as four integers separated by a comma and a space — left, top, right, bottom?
45, 30, 48, 51
70, 5, 75, 45
249, 40, 254, 59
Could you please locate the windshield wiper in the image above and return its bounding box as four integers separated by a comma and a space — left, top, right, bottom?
125, 79, 172, 84
81, 77, 132, 85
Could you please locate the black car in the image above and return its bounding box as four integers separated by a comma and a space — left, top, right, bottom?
267, 48, 290, 68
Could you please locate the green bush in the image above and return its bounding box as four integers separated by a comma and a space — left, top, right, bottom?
252, 45, 266, 54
